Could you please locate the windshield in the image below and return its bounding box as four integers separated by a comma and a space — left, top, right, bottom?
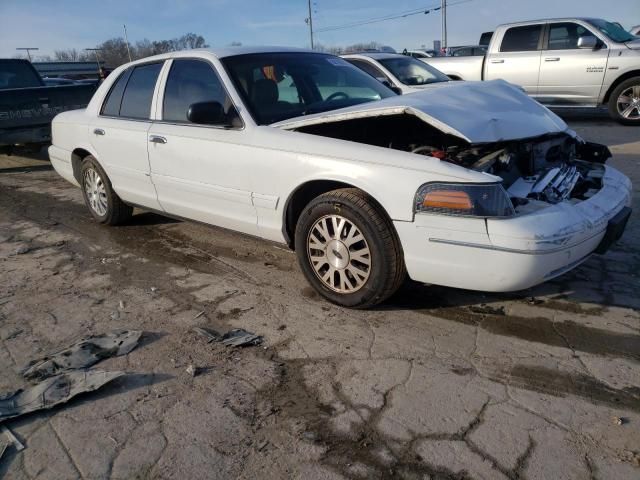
221, 52, 396, 125
586, 19, 637, 43
377, 57, 449, 86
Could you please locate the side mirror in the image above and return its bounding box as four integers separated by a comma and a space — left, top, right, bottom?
577, 35, 598, 49
187, 101, 239, 127
381, 80, 402, 95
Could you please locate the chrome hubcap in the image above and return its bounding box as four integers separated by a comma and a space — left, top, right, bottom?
617, 85, 640, 120
83, 167, 108, 216
307, 214, 371, 293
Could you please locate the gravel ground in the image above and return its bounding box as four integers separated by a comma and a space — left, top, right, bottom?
0, 114, 638, 480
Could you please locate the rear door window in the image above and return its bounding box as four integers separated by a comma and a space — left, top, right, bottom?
119, 63, 162, 119
500, 25, 543, 52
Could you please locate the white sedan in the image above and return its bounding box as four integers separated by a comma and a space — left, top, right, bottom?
49, 47, 632, 308
342, 52, 451, 94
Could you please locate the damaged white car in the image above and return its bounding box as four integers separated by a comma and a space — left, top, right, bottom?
49, 47, 632, 308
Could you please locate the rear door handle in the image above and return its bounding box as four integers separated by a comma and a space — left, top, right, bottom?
149, 135, 167, 144
490, 59, 504, 64
93, 128, 105, 136
545, 57, 560, 62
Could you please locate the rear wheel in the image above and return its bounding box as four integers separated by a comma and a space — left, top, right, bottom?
608, 77, 640, 125
295, 188, 406, 308
80, 156, 132, 225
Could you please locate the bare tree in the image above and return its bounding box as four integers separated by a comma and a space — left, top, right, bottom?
54, 48, 90, 62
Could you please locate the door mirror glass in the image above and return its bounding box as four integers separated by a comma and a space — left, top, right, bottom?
187, 101, 237, 126
577, 35, 598, 49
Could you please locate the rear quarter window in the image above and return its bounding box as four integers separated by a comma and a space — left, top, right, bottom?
101, 70, 130, 116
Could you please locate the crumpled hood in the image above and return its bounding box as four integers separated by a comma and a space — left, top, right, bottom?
272, 79, 571, 144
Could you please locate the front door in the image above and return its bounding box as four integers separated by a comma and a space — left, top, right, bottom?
537, 22, 609, 106
90, 62, 163, 210
147, 58, 258, 236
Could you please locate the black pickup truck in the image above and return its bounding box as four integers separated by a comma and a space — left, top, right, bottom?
0, 59, 96, 152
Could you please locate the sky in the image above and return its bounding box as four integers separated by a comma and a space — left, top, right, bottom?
1, 0, 639, 58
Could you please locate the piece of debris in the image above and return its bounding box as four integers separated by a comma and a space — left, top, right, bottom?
277, 325, 287, 331
118, 300, 126, 310
21, 330, 142, 382
13, 245, 30, 255
192, 327, 262, 347
469, 304, 506, 316
194, 310, 205, 319
257, 440, 269, 451
612, 416, 628, 426
193, 327, 221, 343
186, 364, 197, 377
1, 426, 24, 452
526, 296, 544, 305
0, 370, 124, 421
110, 311, 120, 321
221, 329, 263, 347
150, 287, 158, 293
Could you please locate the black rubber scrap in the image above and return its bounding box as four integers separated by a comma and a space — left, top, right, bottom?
21, 330, 142, 382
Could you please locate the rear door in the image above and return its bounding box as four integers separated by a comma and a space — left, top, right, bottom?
90, 62, 163, 210
537, 22, 609, 106
485, 24, 544, 95
147, 58, 259, 236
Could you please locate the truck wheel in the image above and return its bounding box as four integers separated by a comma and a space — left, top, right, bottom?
295, 188, 406, 308
80, 156, 132, 225
608, 77, 640, 125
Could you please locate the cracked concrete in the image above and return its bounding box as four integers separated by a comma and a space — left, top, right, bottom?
1, 116, 639, 479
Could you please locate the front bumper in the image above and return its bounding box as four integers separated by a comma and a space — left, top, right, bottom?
396, 165, 632, 292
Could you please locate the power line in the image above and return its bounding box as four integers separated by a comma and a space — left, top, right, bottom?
315, 0, 471, 33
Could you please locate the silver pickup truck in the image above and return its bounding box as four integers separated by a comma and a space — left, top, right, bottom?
424, 18, 640, 124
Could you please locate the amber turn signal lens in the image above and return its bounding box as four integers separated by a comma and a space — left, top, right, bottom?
422, 190, 473, 210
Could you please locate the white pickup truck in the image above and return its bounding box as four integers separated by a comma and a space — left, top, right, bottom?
424, 18, 640, 124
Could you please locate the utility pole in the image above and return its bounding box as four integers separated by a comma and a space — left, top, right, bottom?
441, 0, 447, 52
16, 47, 39, 61
123, 24, 132, 62
306, 0, 315, 50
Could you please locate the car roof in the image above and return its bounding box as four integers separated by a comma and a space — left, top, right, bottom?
120, 46, 320, 66
341, 52, 406, 61
497, 17, 603, 27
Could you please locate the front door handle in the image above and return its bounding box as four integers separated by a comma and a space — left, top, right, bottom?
490, 59, 504, 64
93, 128, 105, 136
149, 135, 167, 144
544, 57, 560, 62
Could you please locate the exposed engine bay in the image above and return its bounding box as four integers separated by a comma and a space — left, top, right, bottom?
294, 113, 610, 214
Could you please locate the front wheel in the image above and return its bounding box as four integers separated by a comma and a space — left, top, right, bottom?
608, 77, 640, 125
295, 188, 406, 308
80, 156, 133, 225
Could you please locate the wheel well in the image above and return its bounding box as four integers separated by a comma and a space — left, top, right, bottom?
602, 71, 640, 104
71, 148, 92, 183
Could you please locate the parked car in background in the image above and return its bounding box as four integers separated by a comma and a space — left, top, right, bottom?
342, 52, 450, 94
0, 59, 96, 151
448, 45, 488, 57
49, 47, 631, 307
423, 18, 640, 124
403, 49, 436, 59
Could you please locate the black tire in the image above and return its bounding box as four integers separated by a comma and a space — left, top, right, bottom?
607, 76, 640, 125
80, 155, 133, 225
295, 188, 406, 308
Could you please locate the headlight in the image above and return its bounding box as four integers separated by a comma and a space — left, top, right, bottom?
414, 182, 515, 217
